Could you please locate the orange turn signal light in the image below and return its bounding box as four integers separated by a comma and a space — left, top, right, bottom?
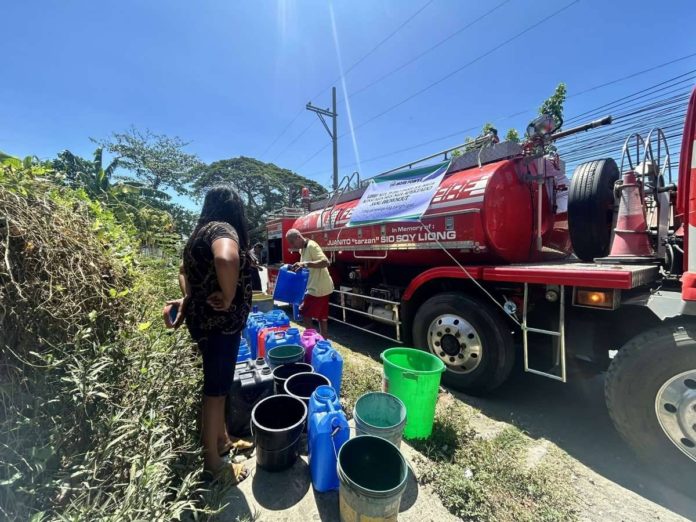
573, 288, 618, 310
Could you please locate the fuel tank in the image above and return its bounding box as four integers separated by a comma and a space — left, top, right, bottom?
292, 158, 570, 266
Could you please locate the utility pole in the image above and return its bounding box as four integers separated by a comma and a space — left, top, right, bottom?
306, 86, 338, 190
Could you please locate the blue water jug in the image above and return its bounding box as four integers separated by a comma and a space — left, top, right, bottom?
312, 341, 343, 396
273, 265, 309, 305
308, 385, 350, 492
264, 327, 302, 354
245, 313, 267, 359
237, 338, 251, 362
264, 309, 290, 327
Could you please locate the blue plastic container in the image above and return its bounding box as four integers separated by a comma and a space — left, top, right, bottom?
308, 385, 350, 492
237, 338, 251, 362
264, 327, 302, 354
312, 341, 344, 396
264, 309, 290, 327
273, 265, 309, 305
293, 303, 303, 322
245, 313, 267, 359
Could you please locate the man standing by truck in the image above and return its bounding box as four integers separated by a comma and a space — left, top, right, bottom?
286, 228, 333, 338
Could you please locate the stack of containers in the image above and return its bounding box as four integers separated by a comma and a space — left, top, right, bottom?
312, 340, 344, 396
254, 310, 291, 359
244, 312, 267, 359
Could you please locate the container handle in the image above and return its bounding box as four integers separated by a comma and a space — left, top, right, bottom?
402, 371, 418, 380
330, 424, 348, 460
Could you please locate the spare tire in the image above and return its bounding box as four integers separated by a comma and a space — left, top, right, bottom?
568, 158, 619, 261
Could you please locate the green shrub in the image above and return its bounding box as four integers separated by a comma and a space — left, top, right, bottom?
0, 160, 217, 520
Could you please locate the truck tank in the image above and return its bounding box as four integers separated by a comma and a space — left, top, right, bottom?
292, 156, 571, 267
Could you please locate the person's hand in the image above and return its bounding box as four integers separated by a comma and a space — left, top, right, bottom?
207, 291, 232, 311
292, 262, 305, 272
166, 297, 188, 328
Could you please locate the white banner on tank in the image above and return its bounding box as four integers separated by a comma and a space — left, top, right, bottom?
347, 160, 451, 227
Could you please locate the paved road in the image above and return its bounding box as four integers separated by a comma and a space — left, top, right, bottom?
323, 319, 696, 521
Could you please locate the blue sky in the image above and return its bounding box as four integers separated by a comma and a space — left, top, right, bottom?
1, 0, 694, 210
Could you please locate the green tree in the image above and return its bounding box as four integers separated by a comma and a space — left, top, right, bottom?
538, 82, 567, 129
192, 156, 327, 241
96, 128, 202, 193
53, 148, 121, 196
505, 128, 520, 143
52, 148, 180, 245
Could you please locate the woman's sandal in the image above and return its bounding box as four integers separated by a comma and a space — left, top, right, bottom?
216, 462, 250, 486
218, 438, 254, 457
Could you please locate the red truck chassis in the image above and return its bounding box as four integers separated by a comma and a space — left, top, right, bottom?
265, 88, 696, 491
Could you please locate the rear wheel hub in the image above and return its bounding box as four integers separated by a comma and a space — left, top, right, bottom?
427, 314, 482, 374
655, 369, 696, 463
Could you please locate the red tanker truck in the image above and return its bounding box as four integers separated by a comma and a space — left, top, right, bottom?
266, 88, 696, 486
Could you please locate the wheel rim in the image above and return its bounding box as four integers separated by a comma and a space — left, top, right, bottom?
655, 369, 696, 463
426, 314, 482, 374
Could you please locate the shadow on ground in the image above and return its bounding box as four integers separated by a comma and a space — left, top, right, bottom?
325, 320, 696, 520
251, 458, 311, 511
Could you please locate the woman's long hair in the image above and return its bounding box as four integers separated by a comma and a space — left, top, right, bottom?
191, 186, 250, 250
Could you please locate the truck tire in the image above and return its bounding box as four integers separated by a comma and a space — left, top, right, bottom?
605, 323, 696, 494
568, 158, 619, 261
412, 292, 515, 394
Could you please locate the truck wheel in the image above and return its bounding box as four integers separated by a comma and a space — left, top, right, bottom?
605, 323, 696, 493
412, 292, 515, 394
568, 158, 619, 261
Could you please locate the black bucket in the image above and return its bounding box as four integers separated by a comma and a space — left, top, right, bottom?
284, 372, 331, 406
272, 362, 314, 395
251, 394, 307, 472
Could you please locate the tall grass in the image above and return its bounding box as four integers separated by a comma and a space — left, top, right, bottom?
0, 171, 219, 520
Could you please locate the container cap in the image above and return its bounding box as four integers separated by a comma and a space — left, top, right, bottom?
313, 384, 337, 403
316, 340, 332, 351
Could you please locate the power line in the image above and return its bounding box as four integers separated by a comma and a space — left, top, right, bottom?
315, 0, 436, 99
294, 1, 580, 170
564, 70, 696, 124
257, 0, 435, 159
345, 1, 580, 136
349, 0, 512, 99
270, 119, 317, 163
258, 110, 305, 159
305, 65, 694, 181
568, 51, 696, 99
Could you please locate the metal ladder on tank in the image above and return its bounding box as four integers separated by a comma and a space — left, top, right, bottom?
521, 283, 567, 383
318, 171, 361, 231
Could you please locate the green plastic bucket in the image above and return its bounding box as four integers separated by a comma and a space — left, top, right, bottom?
380, 347, 445, 439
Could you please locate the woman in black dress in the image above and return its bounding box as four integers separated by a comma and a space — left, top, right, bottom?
167, 186, 253, 483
